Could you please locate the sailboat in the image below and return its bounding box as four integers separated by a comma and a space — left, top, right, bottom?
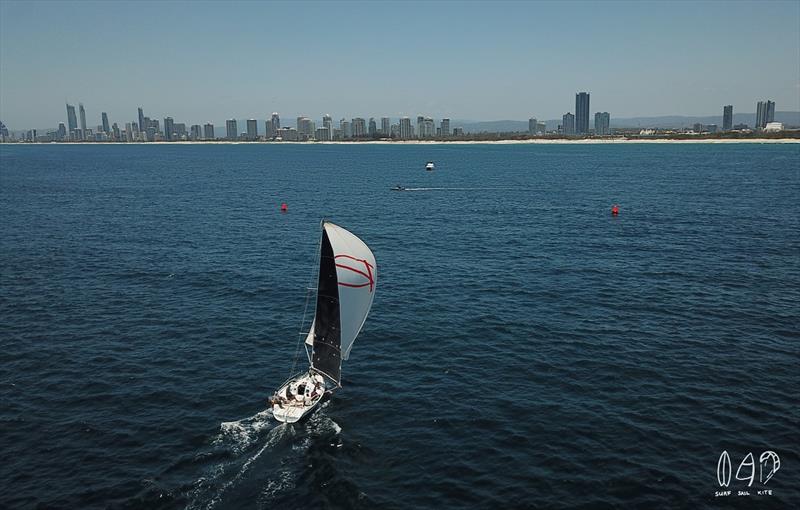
269, 221, 377, 423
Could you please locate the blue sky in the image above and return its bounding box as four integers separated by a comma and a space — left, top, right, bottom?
1, 0, 798, 129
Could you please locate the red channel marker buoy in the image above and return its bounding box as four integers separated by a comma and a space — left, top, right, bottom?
280, 203, 288, 213
611, 204, 619, 216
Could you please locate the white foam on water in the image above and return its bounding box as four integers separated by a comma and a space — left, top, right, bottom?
213, 408, 274, 454
187, 402, 344, 509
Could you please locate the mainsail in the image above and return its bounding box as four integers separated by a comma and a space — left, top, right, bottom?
309, 222, 377, 385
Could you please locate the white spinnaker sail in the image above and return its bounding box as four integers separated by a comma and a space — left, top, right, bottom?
324, 222, 377, 360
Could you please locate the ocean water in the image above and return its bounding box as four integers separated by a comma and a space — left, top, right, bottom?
1, 142, 798, 509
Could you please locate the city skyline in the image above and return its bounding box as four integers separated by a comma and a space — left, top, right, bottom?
1, 1, 798, 128
8, 90, 783, 142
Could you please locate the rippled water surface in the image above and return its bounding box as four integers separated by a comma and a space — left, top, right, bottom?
1, 143, 799, 509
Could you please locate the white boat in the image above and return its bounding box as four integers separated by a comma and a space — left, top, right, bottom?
425, 161, 435, 171
269, 221, 378, 423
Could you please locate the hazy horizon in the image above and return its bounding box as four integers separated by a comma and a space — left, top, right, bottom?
1, 0, 799, 130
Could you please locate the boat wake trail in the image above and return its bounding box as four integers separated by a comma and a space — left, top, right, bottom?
185, 402, 342, 510
400, 186, 521, 191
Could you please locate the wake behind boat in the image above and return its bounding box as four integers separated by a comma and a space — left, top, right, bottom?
269, 221, 378, 423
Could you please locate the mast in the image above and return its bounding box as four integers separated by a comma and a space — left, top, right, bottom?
310, 226, 342, 385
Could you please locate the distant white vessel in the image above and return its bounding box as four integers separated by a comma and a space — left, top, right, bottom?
269, 221, 377, 423
425, 161, 435, 171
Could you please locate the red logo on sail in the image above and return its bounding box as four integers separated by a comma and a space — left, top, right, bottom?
335, 255, 375, 292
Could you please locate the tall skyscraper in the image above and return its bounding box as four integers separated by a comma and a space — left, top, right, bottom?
352, 118, 366, 138
528, 118, 538, 134
440, 118, 450, 137
575, 92, 590, 134
79, 103, 87, 135
163, 117, 174, 141
399, 117, 413, 139
204, 123, 215, 140
247, 119, 258, 140
381, 117, 390, 136
226, 119, 238, 140
594, 112, 610, 135
424, 117, 435, 138
322, 115, 332, 139
756, 100, 776, 129
562, 112, 575, 135
271, 113, 280, 132
368, 118, 377, 137
138, 107, 145, 134
416, 116, 425, 139
66, 103, 78, 132
340, 118, 351, 139
723, 105, 733, 131
57, 122, 67, 140
101, 112, 110, 134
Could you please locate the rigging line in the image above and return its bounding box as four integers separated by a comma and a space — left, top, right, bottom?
288, 225, 323, 379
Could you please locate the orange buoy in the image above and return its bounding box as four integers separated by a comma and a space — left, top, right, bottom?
280, 203, 288, 212
611, 204, 619, 216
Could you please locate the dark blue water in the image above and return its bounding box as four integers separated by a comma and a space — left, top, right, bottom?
1, 143, 798, 509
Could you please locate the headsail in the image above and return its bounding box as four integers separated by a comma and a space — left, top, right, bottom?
310, 222, 377, 385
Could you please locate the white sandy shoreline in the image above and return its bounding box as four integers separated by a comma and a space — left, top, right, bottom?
5, 138, 799, 146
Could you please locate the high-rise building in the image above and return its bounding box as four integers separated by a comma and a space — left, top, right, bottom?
756, 100, 775, 129
575, 92, 590, 134
594, 112, 610, 135
722, 105, 733, 131
424, 117, 435, 138
138, 108, 145, 135
340, 118, 351, 139
352, 118, 366, 138
125, 123, 133, 142
271, 113, 281, 132
226, 119, 237, 140
440, 118, 450, 137
190, 125, 202, 140
163, 117, 174, 141
111, 123, 120, 141
322, 114, 332, 132
562, 112, 575, 135
278, 127, 298, 141
381, 117, 390, 136
265, 120, 274, 139
399, 117, 413, 139
101, 112, 110, 134
368, 118, 377, 137
297, 117, 314, 140
452, 127, 464, 137
79, 103, 87, 135
537, 122, 546, 135
247, 119, 258, 140
204, 123, 215, 140
66, 103, 78, 133
416, 116, 425, 138
315, 126, 331, 141
528, 118, 538, 135
57, 122, 67, 140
